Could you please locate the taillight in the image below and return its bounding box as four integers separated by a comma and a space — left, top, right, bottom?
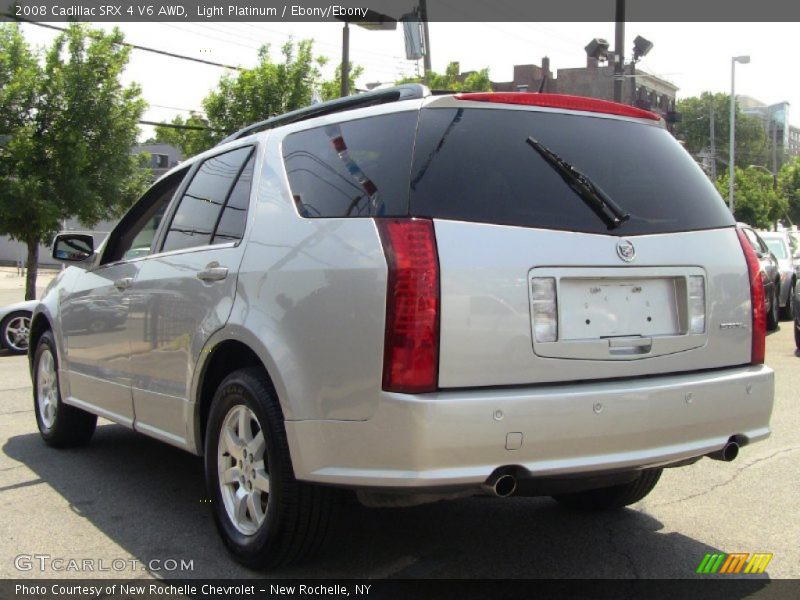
454, 92, 661, 121
531, 277, 558, 342
377, 218, 440, 393
736, 228, 766, 364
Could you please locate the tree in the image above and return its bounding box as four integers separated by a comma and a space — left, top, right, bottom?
397, 61, 492, 92
150, 40, 352, 157
673, 92, 769, 171
715, 167, 786, 229
317, 63, 364, 102
148, 113, 217, 158
779, 156, 800, 225
0, 23, 148, 300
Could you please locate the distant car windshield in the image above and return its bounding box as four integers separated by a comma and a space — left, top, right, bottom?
764, 238, 788, 259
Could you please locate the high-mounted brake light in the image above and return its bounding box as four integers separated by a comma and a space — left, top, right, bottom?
377, 219, 440, 393
736, 228, 766, 365
454, 92, 661, 121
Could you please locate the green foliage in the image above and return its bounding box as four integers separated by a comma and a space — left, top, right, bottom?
150, 40, 354, 156
779, 156, 800, 225
149, 113, 216, 158
715, 167, 785, 229
318, 63, 365, 102
0, 23, 147, 298
397, 61, 492, 92
674, 92, 769, 170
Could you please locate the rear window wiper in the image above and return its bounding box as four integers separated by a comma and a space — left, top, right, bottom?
525, 136, 630, 230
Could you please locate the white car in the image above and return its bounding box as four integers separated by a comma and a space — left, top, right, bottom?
0, 299, 37, 355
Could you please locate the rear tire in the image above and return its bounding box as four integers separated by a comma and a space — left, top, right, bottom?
767, 286, 779, 331
33, 330, 97, 447
552, 468, 662, 511
205, 367, 337, 569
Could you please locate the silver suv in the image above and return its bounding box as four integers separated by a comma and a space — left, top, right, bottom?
30, 86, 774, 568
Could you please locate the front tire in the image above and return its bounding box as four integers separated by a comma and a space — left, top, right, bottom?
205, 367, 336, 569
552, 468, 662, 511
33, 330, 97, 447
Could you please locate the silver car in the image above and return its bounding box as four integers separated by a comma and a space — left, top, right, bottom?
29, 86, 774, 568
759, 231, 796, 320
0, 299, 37, 355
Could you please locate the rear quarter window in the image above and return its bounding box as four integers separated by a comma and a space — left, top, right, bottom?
282, 112, 418, 218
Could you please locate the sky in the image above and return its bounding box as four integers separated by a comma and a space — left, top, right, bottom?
14, 20, 800, 141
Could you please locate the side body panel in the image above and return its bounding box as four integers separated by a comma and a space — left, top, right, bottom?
226, 131, 388, 422
59, 262, 139, 426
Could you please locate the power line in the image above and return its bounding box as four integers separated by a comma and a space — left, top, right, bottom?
10, 17, 245, 71
139, 120, 228, 133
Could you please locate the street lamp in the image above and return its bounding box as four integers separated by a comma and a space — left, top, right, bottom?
729, 55, 750, 213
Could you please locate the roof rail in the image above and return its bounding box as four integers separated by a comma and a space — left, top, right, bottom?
217, 83, 430, 146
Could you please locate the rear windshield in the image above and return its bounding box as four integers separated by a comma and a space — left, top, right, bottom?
409, 107, 734, 235
763, 238, 788, 259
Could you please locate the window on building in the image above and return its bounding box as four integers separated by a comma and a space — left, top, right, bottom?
153, 153, 170, 169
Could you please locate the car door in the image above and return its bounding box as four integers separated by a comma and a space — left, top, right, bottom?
127, 144, 256, 447
60, 168, 190, 425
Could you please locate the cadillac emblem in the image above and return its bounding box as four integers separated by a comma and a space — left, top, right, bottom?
616, 239, 636, 262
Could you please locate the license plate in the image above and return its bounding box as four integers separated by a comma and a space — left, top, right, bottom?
559, 278, 680, 340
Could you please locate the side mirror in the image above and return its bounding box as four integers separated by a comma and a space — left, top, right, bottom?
52, 233, 94, 263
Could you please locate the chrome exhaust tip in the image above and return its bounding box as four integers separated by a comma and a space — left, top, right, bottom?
482, 473, 517, 498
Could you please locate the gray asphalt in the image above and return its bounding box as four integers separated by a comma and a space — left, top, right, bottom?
0, 283, 797, 581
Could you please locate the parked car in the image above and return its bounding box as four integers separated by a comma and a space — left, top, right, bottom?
0, 300, 37, 355
30, 86, 774, 568
759, 231, 796, 320
738, 224, 781, 331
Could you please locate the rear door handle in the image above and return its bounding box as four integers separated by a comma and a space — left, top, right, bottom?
197, 263, 228, 282
114, 277, 133, 291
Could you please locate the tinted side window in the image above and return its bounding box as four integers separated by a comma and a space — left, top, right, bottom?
282, 112, 417, 217
409, 108, 735, 235
213, 153, 255, 244
162, 146, 252, 252
102, 168, 189, 265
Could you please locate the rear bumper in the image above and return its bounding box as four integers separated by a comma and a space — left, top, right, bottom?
285, 365, 774, 489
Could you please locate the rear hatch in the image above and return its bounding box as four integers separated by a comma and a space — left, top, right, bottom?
410, 96, 751, 388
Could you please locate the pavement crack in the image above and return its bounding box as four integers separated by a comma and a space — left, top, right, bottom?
652, 446, 800, 508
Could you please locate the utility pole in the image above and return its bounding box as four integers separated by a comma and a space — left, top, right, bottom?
709, 99, 717, 179
613, 0, 625, 103
419, 0, 431, 75
771, 119, 778, 179
340, 21, 350, 97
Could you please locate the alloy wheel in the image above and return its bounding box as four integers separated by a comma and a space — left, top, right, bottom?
3, 314, 31, 352
36, 348, 58, 429
217, 404, 270, 535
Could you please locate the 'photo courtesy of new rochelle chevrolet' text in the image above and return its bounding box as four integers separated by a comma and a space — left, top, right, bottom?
0, 0, 799, 598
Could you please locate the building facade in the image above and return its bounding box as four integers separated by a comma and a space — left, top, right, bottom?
491, 56, 679, 123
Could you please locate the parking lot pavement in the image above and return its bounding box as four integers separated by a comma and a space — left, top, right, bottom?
0, 292, 797, 580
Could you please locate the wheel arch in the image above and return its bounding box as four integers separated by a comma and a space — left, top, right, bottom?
28, 312, 53, 367
191, 333, 288, 456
